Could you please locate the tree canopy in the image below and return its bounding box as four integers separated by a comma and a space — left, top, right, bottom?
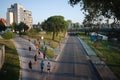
0, 21, 6, 31
69, 0, 120, 23
11, 22, 18, 32
41, 15, 67, 40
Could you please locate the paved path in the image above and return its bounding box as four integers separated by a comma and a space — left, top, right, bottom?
12, 36, 67, 80
12, 37, 50, 80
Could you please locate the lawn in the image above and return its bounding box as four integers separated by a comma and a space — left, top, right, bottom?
79, 32, 120, 78
0, 39, 20, 80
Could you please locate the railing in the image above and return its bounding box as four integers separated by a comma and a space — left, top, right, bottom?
0, 45, 5, 70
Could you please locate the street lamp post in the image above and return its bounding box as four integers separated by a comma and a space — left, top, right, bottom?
41, 36, 46, 59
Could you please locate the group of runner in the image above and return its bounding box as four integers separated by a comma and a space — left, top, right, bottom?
28, 38, 51, 73
28, 60, 51, 73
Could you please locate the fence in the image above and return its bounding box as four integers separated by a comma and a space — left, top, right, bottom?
0, 45, 5, 70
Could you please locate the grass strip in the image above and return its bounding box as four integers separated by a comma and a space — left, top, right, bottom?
0, 39, 20, 80
79, 32, 120, 78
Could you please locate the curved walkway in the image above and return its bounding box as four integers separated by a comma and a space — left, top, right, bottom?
12, 37, 49, 80
12, 36, 67, 80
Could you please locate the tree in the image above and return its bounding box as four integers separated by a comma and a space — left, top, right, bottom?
23, 23, 29, 32
17, 22, 29, 35
11, 22, 18, 32
0, 21, 6, 31
69, 0, 120, 22
67, 20, 73, 29
42, 16, 67, 40
75, 22, 80, 32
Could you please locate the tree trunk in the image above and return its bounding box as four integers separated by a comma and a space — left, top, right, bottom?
64, 31, 67, 38
56, 32, 58, 36
52, 31, 55, 40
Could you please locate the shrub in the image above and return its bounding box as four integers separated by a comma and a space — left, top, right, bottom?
21, 32, 27, 35
2, 31, 16, 39
45, 49, 54, 58
51, 41, 58, 49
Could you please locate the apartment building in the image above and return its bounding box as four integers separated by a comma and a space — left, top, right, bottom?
24, 10, 32, 29
6, 3, 32, 29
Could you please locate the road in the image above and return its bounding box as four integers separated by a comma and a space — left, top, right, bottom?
44, 36, 98, 80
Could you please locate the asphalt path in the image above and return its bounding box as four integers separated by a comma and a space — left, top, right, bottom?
43, 36, 99, 80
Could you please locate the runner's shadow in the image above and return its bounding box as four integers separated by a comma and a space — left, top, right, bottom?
48, 72, 96, 79
22, 77, 39, 80
18, 48, 36, 52
21, 67, 46, 74
21, 68, 30, 72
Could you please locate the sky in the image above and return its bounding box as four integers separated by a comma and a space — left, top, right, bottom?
0, 0, 85, 24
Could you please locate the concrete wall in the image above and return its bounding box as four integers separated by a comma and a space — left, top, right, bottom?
0, 45, 5, 70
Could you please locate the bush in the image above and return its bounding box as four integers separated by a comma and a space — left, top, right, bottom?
21, 32, 27, 35
51, 41, 58, 49
45, 49, 54, 58
2, 31, 16, 39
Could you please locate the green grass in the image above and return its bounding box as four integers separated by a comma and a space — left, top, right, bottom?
79, 31, 120, 78
0, 39, 20, 80
46, 49, 54, 58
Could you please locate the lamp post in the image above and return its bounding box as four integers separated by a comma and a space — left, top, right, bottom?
41, 36, 44, 40
41, 36, 45, 59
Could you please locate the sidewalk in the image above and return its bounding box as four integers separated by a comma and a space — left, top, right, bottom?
12, 37, 51, 80
78, 37, 118, 80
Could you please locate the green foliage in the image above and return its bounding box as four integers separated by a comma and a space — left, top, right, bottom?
2, 31, 16, 39
0, 21, 6, 31
51, 41, 58, 49
41, 15, 67, 40
67, 20, 73, 29
11, 22, 29, 35
28, 28, 38, 35
18, 22, 29, 33
10, 22, 18, 32
69, 0, 120, 22
21, 32, 27, 35
45, 49, 54, 58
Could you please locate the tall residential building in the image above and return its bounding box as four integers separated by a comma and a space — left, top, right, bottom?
6, 8, 14, 26
24, 10, 32, 29
6, 3, 32, 29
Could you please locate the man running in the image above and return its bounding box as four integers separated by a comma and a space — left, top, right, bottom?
38, 49, 41, 55
47, 62, 51, 73
28, 61, 32, 71
34, 54, 37, 63
29, 46, 31, 53
40, 60, 44, 73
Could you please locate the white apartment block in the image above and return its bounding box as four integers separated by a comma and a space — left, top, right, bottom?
6, 3, 32, 29
7, 11, 14, 26
24, 10, 32, 29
